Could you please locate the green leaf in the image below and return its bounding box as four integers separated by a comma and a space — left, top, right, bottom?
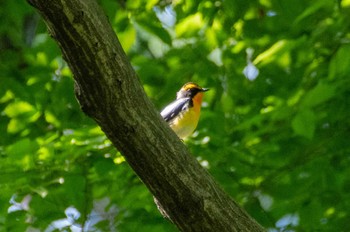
292, 109, 316, 139
4, 101, 41, 133
329, 45, 350, 80
4, 101, 35, 118
136, 18, 172, 45
301, 82, 336, 108
118, 25, 137, 52
5, 138, 39, 170
293, 0, 331, 25
175, 13, 204, 38
253, 40, 293, 67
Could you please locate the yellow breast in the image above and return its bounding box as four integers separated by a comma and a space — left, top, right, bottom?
168, 107, 200, 139
167, 92, 204, 138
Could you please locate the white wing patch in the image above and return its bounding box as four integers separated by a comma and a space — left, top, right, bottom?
161, 98, 190, 122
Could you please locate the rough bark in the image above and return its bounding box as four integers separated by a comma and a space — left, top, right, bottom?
27, 0, 265, 231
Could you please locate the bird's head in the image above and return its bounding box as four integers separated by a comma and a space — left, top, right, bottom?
176, 82, 209, 100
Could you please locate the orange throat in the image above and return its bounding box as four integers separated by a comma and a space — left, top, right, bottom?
192, 92, 204, 113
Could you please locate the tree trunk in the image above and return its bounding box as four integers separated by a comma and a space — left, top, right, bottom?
27, 0, 265, 231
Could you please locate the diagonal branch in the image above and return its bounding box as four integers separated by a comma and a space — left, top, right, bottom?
27, 0, 264, 231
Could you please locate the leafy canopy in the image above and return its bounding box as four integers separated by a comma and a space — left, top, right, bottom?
1, 0, 350, 231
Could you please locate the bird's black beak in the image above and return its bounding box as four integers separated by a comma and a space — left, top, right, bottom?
201, 88, 209, 92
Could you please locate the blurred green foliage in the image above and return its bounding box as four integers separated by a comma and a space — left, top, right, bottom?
1, 0, 350, 231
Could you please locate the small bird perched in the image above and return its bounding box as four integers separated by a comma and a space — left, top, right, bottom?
161, 82, 209, 139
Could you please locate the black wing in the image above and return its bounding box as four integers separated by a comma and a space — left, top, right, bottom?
160, 98, 191, 122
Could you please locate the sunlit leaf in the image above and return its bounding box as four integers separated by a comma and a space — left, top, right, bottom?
253, 40, 291, 66
329, 45, 350, 80
4, 101, 36, 118
5, 138, 38, 169
175, 13, 204, 37
118, 25, 137, 52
